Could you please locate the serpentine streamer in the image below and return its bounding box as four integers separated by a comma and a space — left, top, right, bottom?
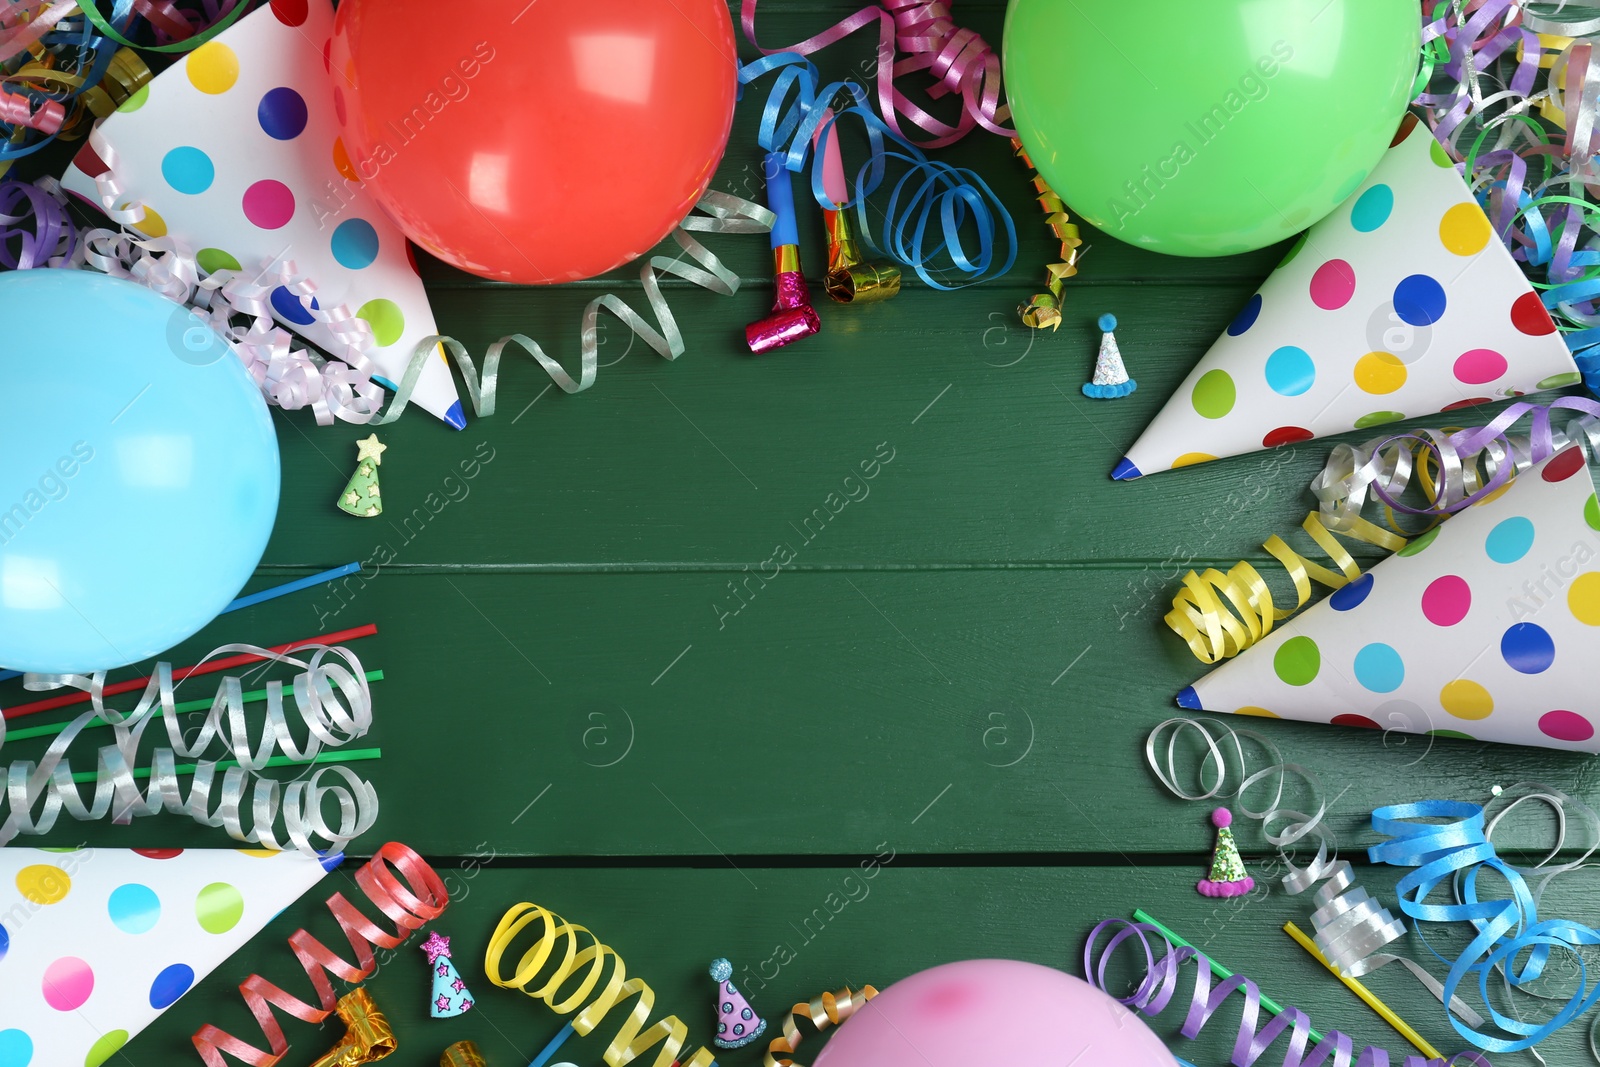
1, 641, 377, 854
763, 983, 880, 1067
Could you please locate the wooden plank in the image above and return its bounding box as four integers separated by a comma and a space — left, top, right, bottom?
7, 570, 1589, 858
124, 862, 1598, 1065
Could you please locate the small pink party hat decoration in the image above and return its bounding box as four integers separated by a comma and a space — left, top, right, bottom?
1197, 807, 1254, 898
423, 931, 474, 1019
710, 957, 766, 1049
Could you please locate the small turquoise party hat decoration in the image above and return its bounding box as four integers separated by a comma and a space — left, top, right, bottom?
422, 931, 475, 1018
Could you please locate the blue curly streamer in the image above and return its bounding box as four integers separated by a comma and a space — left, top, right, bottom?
735, 52, 1015, 291
1369, 800, 1600, 1054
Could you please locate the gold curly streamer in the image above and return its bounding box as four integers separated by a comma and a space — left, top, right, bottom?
762, 984, 879, 1067
1009, 137, 1080, 331
1165, 512, 1408, 664
484, 903, 718, 1067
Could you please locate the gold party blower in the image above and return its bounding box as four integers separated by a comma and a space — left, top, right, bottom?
813, 110, 899, 304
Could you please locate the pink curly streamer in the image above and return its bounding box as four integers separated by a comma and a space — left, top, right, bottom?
740, 0, 1012, 148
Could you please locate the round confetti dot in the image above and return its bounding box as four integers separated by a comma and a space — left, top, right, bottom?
1398, 527, 1440, 556
1309, 260, 1356, 310
270, 0, 308, 24
333, 85, 346, 125
1331, 713, 1382, 730
118, 84, 148, 113
0, 922, 7, 962
1278, 233, 1307, 268
1354, 351, 1406, 394
1484, 516, 1535, 563
1329, 573, 1373, 611
333, 138, 360, 183
42, 957, 93, 1010
1586, 494, 1600, 531
1430, 138, 1454, 167
149, 963, 195, 1009
237, 848, 284, 858
1444, 397, 1492, 412
160, 146, 214, 195
16, 864, 70, 905
1542, 447, 1587, 482
1191, 369, 1235, 419
1262, 425, 1314, 448
1172, 452, 1217, 468
196, 248, 241, 274
331, 218, 379, 270
85, 1030, 127, 1067
270, 285, 320, 326
1430, 728, 1477, 740
1438, 202, 1491, 256
1539, 371, 1583, 389
186, 41, 239, 94
108, 883, 161, 934
1511, 290, 1556, 335
1421, 575, 1471, 626
1393, 275, 1447, 326
1540, 710, 1595, 743
242, 180, 295, 229
258, 87, 308, 140
356, 298, 405, 347
1353, 642, 1405, 693
1273, 636, 1320, 686
1453, 348, 1506, 385
1569, 573, 1600, 625
1354, 410, 1406, 429
1234, 707, 1279, 717
0, 1030, 31, 1067
132, 848, 182, 860
1440, 679, 1493, 720
1502, 623, 1555, 674
196, 883, 244, 934
1227, 294, 1262, 336
1350, 184, 1393, 232
1265, 346, 1315, 396
129, 204, 167, 239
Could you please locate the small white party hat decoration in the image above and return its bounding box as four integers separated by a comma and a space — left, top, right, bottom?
1083, 313, 1136, 399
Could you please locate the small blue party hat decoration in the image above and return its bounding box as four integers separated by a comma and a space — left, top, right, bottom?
423, 931, 474, 1019
1083, 313, 1137, 399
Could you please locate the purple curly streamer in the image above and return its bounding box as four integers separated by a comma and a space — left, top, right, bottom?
1083, 919, 1492, 1067
0, 178, 76, 269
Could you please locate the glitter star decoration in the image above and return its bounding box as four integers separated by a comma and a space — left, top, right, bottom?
421, 931, 452, 963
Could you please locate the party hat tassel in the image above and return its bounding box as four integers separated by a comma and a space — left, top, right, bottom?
423, 932, 475, 1018
1197, 807, 1254, 898
337, 434, 386, 517
710, 957, 767, 1048
1082, 314, 1136, 399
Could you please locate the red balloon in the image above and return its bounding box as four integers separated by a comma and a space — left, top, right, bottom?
330, 0, 737, 284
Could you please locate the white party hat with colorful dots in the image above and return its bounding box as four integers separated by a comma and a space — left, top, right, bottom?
1113, 118, 1581, 481
1178, 447, 1600, 752
0, 846, 336, 1066
59, 0, 466, 430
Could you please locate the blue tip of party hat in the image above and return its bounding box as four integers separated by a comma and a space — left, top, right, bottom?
1111, 457, 1142, 481
1176, 686, 1201, 710
443, 399, 467, 430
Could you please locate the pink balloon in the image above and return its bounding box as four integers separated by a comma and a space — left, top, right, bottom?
812, 959, 1178, 1067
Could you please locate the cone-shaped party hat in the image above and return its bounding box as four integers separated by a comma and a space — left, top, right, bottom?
1197, 807, 1254, 897
1113, 118, 1579, 481
337, 434, 385, 517
422, 931, 474, 1019
1178, 446, 1600, 751
710, 957, 766, 1049
59, 0, 466, 430
1083, 313, 1136, 399
0, 847, 336, 1066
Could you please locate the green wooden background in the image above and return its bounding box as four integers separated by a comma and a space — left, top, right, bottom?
7, 2, 1600, 1064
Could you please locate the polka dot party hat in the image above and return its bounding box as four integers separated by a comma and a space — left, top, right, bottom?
0, 846, 336, 1067
1113, 117, 1580, 481
1178, 446, 1600, 752
58, 0, 467, 430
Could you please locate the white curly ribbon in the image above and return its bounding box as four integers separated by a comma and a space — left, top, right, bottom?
1, 642, 377, 855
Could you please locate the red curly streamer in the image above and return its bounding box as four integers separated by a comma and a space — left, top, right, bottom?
191, 842, 448, 1067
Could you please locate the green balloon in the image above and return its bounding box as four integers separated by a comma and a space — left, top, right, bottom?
1003, 0, 1420, 256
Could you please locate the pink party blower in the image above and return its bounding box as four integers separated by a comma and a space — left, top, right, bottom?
746, 151, 820, 353
814, 112, 899, 304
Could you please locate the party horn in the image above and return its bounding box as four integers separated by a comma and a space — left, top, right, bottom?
746, 151, 820, 353
309, 988, 396, 1066
814, 113, 899, 304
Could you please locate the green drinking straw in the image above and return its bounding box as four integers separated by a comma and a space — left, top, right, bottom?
68, 745, 382, 784
4, 670, 385, 743
1131, 908, 1325, 1044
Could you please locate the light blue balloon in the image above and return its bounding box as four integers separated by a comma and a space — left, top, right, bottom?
0, 270, 279, 673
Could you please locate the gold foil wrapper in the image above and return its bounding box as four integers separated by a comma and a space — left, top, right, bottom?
440, 1040, 487, 1067
309, 989, 397, 1067
763, 984, 879, 1067
822, 209, 900, 304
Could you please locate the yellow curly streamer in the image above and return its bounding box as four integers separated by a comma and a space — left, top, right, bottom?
1009, 138, 1080, 331
484, 903, 717, 1067
1165, 512, 1409, 664
763, 984, 879, 1067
